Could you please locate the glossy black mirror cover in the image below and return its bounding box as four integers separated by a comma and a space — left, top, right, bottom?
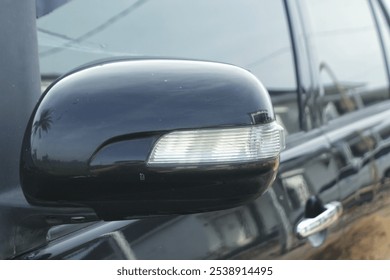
20, 59, 279, 220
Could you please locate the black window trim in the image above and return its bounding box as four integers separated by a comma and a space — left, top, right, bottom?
369, 0, 390, 97
378, 0, 390, 25
283, 0, 305, 131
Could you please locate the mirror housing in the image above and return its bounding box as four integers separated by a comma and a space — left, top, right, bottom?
20, 59, 284, 220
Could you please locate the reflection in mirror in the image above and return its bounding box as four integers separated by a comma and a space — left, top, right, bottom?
32, 109, 53, 138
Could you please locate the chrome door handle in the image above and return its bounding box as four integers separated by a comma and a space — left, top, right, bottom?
296, 201, 343, 239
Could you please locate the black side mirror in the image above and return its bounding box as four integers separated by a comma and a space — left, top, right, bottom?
20, 59, 284, 220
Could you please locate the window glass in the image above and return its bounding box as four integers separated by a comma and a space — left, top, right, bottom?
38, 0, 296, 91
384, 0, 390, 12
304, 0, 389, 121
37, 0, 301, 133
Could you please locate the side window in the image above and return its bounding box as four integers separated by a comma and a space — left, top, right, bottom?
37, 0, 300, 134
303, 0, 389, 122
375, 0, 390, 65
384, 0, 390, 12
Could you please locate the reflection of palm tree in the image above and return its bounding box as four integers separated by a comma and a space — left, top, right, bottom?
33, 109, 53, 138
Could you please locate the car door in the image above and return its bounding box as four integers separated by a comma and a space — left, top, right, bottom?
295, 0, 390, 259
20, 0, 346, 260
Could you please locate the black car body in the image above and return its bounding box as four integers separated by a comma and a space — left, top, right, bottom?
0, 0, 390, 259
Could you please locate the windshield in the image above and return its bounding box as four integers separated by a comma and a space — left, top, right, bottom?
37, 0, 296, 91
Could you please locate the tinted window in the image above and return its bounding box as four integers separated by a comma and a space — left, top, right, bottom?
38, 0, 295, 91
38, 0, 301, 134
303, 0, 389, 120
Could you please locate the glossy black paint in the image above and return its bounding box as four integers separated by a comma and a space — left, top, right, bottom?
20, 59, 278, 220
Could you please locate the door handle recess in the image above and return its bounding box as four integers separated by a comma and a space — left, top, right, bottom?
296, 201, 343, 239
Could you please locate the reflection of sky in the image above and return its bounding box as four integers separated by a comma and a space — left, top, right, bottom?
37, 0, 296, 90
385, 0, 390, 12
304, 0, 388, 90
